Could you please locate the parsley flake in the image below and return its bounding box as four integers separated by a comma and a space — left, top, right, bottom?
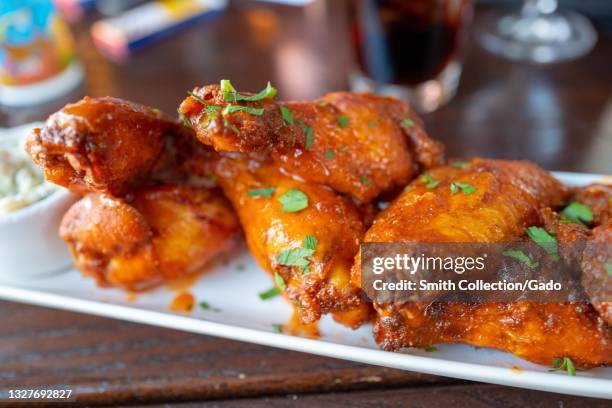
220, 79, 277, 102
247, 187, 276, 197
298, 120, 314, 149
359, 176, 373, 187
319, 101, 329, 107
402, 118, 415, 127
276, 235, 318, 275
199, 301, 220, 312
223, 104, 264, 116
450, 181, 476, 195
177, 109, 191, 128
337, 115, 349, 128
560, 202, 593, 225
303, 234, 318, 250
549, 357, 576, 376
526, 227, 559, 260
419, 173, 439, 189
280, 106, 294, 125
324, 149, 335, 159
187, 91, 208, 105
450, 161, 470, 169
272, 323, 283, 333
424, 346, 437, 352
278, 188, 308, 213
503, 249, 539, 270
274, 272, 287, 291
368, 120, 378, 128
259, 286, 281, 300
606, 263, 612, 277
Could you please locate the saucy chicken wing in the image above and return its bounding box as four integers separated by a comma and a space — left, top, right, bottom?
60, 184, 240, 291
25, 96, 189, 195
355, 159, 612, 367
213, 154, 371, 327
178, 83, 443, 202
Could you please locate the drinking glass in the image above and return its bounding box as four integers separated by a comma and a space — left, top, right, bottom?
478, 0, 597, 63
348, 0, 474, 113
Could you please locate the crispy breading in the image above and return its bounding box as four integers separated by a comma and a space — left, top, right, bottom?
60, 184, 240, 291
178, 84, 443, 202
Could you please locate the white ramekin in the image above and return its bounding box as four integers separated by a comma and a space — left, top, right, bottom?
0, 189, 78, 279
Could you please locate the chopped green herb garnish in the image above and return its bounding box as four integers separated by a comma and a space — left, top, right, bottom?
151, 107, 161, 116
303, 234, 318, 250
177, 109, 191, 128
503, 249, 539, 270
606, 263, 612, 277
368, 120, 378, 128
550, 357, 576, 376
319, 101, 329, 107
272, 323, 283, 333
277, 247, 314, 271
278, 188, 308, 213
450, 181, 476, 195
259, 286, 281, 300
276, 236, 317, 275
526, 226, 559, 260
337, 115, 349, 128
450, 161, 470, 169
224, 120, 240, 134
220, 79, 277, 102
560, 202, 593, 225
247, 187, 276, 197
187, 90, 208, 105
402, 118, 415, 127
324, 149, 335, 159
236, 264, 245, 271
419, 173, 439, 189
201, 105, 222, 126
199, 301, 220, 312
359, 176, 373, 187
424, 346, 437, 352
339, 146, 349, 153
298, 120, 314, 149
274, 272, 287, 291
223, 104, 264, 116
280, 106, 294, 126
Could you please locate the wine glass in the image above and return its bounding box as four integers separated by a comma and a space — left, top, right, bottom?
478, 0, 597, 63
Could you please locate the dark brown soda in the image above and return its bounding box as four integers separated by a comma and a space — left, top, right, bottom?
350, 0, 471, 86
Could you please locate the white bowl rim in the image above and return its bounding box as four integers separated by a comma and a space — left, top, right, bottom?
0, 189, 75, 225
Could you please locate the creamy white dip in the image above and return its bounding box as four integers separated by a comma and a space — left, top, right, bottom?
0, 136, 57, 216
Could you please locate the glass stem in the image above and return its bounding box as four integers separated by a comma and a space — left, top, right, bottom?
522, 0, 558, 18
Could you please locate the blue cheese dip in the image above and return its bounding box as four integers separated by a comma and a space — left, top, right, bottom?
0, 137, 57, 216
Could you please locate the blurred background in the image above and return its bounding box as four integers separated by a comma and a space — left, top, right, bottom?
1, 0, 611, 173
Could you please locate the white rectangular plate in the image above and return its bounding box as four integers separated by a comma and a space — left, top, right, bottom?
0, 172, 610, 399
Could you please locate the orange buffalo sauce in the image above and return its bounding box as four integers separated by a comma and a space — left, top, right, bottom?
169, 292, 195, 313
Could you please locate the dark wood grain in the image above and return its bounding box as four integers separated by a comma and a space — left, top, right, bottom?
1, 1, 611, 406
0, 301, 456, 406
149, 384, 611, 408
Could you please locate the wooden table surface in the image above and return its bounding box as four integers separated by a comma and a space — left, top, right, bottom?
1, 1, 611, 406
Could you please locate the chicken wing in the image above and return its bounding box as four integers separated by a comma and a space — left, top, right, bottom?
374, 301, 611, 368
581, 222, 612, 325
178, 83, 443, 202
213, 154, 371, 328
25, 96, 190, 195
60, 184, 240, 291
355, 159, 612, 367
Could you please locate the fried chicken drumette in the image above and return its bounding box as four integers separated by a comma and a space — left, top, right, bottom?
357, 158, 611, 368
178, 83, 443, 202
60, 184, 239, 291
